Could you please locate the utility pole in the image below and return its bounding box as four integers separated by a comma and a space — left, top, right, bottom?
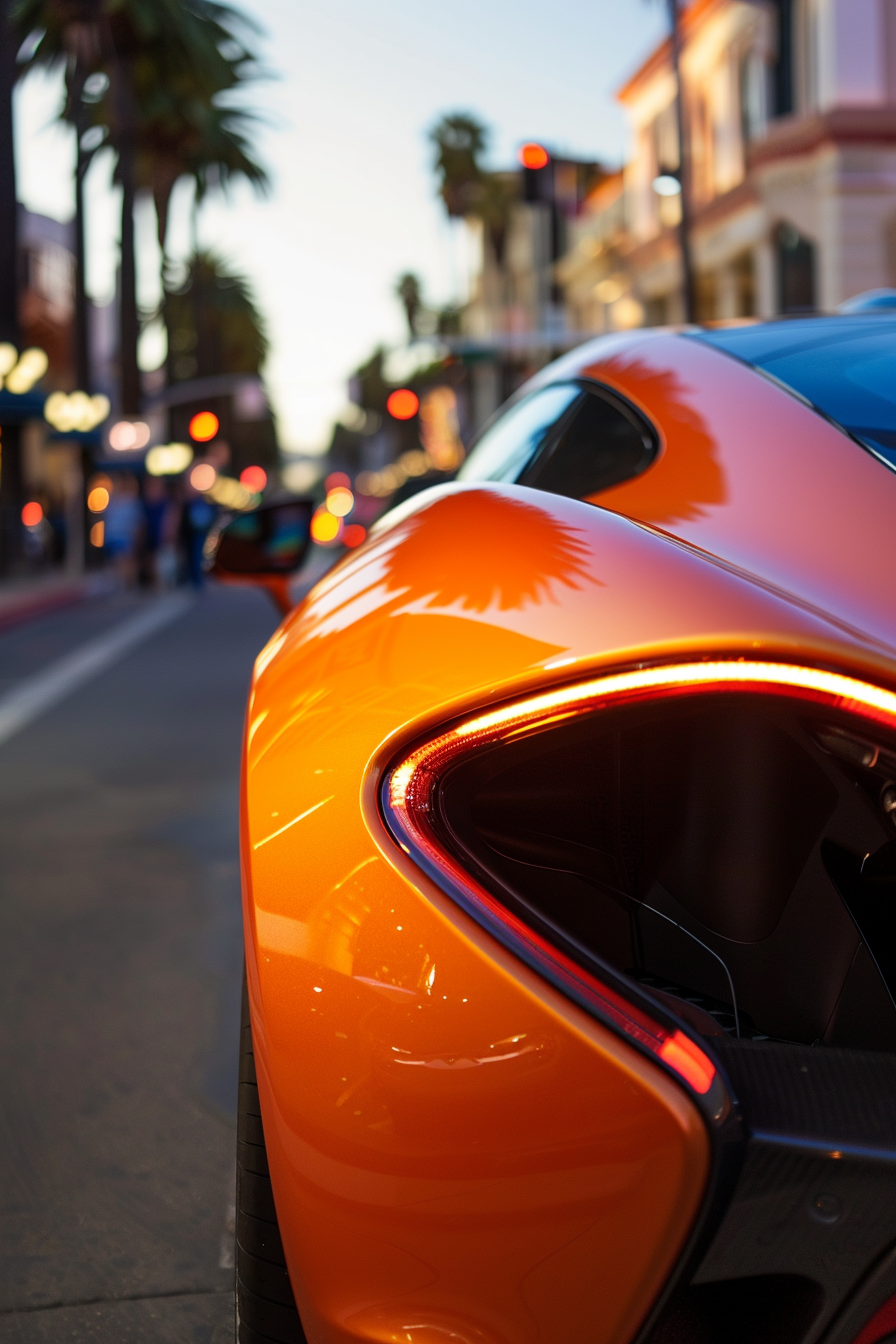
0, 0, 23, 575
668, 0, 697, 323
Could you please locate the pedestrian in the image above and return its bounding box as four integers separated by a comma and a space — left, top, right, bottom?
182, 489, 217, 588
140, 476, 170, 588
103, 473, 142, 585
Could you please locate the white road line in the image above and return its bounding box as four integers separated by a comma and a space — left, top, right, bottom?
0, 592, 193, 748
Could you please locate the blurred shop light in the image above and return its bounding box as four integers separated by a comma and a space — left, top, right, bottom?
399, 449, 430, 478
109, 419, 150, 451
0, 343, 17, 377
342, 524, 366, 549
239, 465, 267, 492
90, 521, 104, 547
190, 462, 217, 492
519, 142, 550, 170
612, 295, 645, 330
652, 174, 682, 196
594, 277, 625, 304
419, 386, 463, 470
282, 460, 321, 494
310, 505, 341, 545
206, 474, 256, 510
21, 501, 43, 527
45, 391, 111, 433
386, 388, 419, 420
356, 461, 409, 498
3, 347, 48, 394
189, 411, 219, 442
325, 485, 353, 517
87, 486, 110, 512
325, 471, 350, 490
146, 443, 193, 476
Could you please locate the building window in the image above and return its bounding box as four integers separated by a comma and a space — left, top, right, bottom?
771, 0, 795, 117
776, 223, 815, 312
739, 51, 765, 150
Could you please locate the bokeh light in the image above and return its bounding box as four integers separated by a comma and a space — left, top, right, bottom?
146, 443, 193, 476
342, 524, 366, 549
189, 411, 220, 442
239, 465, 267, 492
310, 506, 340, 544
109, 420, 150, 451
190, 462, 217, 492
325, 486, 353, 517
21, 501, 43, 527
5, 346, 48, 394
45, 391, 110, 433
87, 486, 110, 513
519, 142, 550, 169
89, 521, 104, 547
386, 388, 419, 420
325, 471, 350, 490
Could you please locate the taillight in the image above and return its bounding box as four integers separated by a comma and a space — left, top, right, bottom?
853, 1294, 896, 1344
383, 660, 896, 1107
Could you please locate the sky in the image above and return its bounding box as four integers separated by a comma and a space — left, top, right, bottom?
14, 0, 668, 454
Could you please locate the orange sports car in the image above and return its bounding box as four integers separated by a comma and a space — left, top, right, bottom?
217, 314, 896, 1344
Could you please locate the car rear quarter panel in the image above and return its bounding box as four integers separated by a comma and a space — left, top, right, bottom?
242, 486, 894, 1344
542, 330, 896, 655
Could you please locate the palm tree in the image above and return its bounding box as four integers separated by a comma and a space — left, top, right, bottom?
163, 249, 267, 383
395, 273, 422, 341
430, 111, 516, 266
430, 112, 487, 218
12, 0, 262, 412
0, 0, 19, 349
0, 0, 22, 573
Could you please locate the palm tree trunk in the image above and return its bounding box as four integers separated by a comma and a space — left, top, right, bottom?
0, 0, 18, 347
114, 52, 140, 415
71, 67, 91, 393
0, 0, 22, 576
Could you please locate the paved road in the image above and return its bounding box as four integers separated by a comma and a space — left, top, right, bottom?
0, 583, 279, 1342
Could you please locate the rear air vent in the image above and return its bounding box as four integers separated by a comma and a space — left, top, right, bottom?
384, 663, 896, 1058
647, 1273, 823, 1344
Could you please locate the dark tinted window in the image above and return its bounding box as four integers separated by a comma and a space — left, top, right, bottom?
457, 384, 579, 483
459, 380, 657, 500
695, 317, 896, 470
520, 385, 656, 499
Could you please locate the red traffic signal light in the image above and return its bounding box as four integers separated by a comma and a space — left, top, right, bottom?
189, 410, 219, 442
386, 389, 419, 420
519, 142, 550, 170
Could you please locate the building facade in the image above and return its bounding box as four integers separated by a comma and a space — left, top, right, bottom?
560, 0, 896, 330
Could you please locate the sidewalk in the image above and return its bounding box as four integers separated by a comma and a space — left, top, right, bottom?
0, 570, 115, 634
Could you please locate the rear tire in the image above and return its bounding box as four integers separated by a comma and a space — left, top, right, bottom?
236, 977, 306, 1344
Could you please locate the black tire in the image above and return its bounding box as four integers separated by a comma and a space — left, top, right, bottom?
236, 976, 306, 1344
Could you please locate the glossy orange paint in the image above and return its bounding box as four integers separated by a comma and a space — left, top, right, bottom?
242, 474, 896, 1344
542, 330, 896, 651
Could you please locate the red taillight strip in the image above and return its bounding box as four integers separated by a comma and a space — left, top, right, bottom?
852, 1293, 896, 1344
384, 660, 896, 1101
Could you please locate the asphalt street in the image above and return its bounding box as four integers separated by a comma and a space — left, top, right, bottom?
0, 582, 279, 1342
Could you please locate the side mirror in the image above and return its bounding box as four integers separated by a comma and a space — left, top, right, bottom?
209, 499, 314, 615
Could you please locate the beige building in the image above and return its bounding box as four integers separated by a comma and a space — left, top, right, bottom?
560, 0, 896, 329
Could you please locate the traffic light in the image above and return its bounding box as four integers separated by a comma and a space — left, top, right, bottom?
519, 142, 552, 204
189, 410, 220, 442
